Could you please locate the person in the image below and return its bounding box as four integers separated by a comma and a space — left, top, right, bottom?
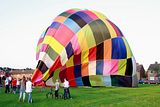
5, 77, 10, 93
8, 76, 12, 92
12, 78, 17, 94
63, 78, 71, 99
54, 79, 60, 99
26, 77, 33, 103
19, 76, 26, 102
16, 78, 20, 93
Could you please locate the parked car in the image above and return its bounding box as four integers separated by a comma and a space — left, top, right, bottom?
147, 80, 160, 84
139, 80, 145, 84
139, 79, 160, 84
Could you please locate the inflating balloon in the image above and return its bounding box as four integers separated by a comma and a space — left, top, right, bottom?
32, 9, 137, 87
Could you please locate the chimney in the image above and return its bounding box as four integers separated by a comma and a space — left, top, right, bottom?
155, 61, 158, 64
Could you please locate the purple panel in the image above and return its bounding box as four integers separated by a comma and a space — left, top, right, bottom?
75, 11, 93, 23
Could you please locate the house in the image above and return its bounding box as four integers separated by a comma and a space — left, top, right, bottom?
136, 63, 146, 81
147, 62, 160, 81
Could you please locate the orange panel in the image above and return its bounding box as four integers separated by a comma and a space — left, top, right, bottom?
104, 39, 112, 59
81, 63, 89, 77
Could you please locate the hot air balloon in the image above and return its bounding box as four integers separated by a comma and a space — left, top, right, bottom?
32, 9, 138, 87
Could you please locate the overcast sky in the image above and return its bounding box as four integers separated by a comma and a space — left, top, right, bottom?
0, 0, 160, 70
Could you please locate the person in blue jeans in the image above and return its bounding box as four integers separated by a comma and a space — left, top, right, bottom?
19, 76, 26, 102
26, 77, 32, 103
63, 78, 72, 99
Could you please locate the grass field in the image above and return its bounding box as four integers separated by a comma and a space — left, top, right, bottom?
0, 84, 160, 107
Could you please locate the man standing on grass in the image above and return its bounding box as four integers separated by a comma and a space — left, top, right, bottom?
19, 76, 26, 102
26, 77, 33, 103
54, 79, 60, 99
63, 78, 72, 100
5, 77, 10, 93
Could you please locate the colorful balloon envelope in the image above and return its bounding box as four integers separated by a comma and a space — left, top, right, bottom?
32, 9, 138, 87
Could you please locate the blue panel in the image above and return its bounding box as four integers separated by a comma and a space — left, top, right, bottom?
74, 65, 81, 78
50, 22, 61, 29
96, 61, 103, 75
65, 42, 74, 58
75, 77, 83, 86
112, 37, 127, 59
75, 11, 93, 23
103, 76, 111, 86
63, 18, 81, 33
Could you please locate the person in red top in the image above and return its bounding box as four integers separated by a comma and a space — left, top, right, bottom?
12, 78, 17, 94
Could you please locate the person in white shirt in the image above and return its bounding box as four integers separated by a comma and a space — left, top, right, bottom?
54, 79, 60, 99
16, 78, 20, 93
26, 77, 32, 103
63, 78, 71, 99
5, 77, 10, 93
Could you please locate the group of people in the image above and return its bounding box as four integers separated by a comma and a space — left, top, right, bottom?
4, 76, 21, 94
4, 76, 33, 103
19, 76, 33, 103
4, 76, 72, 103
54, 78, 72, 100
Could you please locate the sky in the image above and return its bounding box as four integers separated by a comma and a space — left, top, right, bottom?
0, 0, 160, 70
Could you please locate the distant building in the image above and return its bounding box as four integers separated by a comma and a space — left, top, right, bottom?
10, 69, 34, 79
136, 63, 146, 81
147, 62, 160, 80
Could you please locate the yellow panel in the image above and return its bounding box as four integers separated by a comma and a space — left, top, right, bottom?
118, 59, 127, 76
52, 68, 60, 82
54, 16, 67, 23
92, 10, 107, 20
81, 51, 89, 64
43, 36, 64, 54
122, 37, 133, 58
84, 25, 96, 48
43, 69, 50, 81
77, 28, 89, 52
101, 19, 117, 38
66, 55, 74, 67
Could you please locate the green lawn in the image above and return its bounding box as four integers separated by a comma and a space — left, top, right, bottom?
0, 84, 160, 107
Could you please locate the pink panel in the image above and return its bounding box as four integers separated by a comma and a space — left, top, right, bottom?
83, 10, 98, 20
66, 9, 78, 14
60, 65, 66, 71
36, 53, 39, 60
53, 24, 74, 46
103, 60, 111, 76
37, 38, 43, 45
40, 44, 48, 52
110, 60, 118, 75
103, 60, 118, 75
46, 28, 57, 37
70, 35, 81, 55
